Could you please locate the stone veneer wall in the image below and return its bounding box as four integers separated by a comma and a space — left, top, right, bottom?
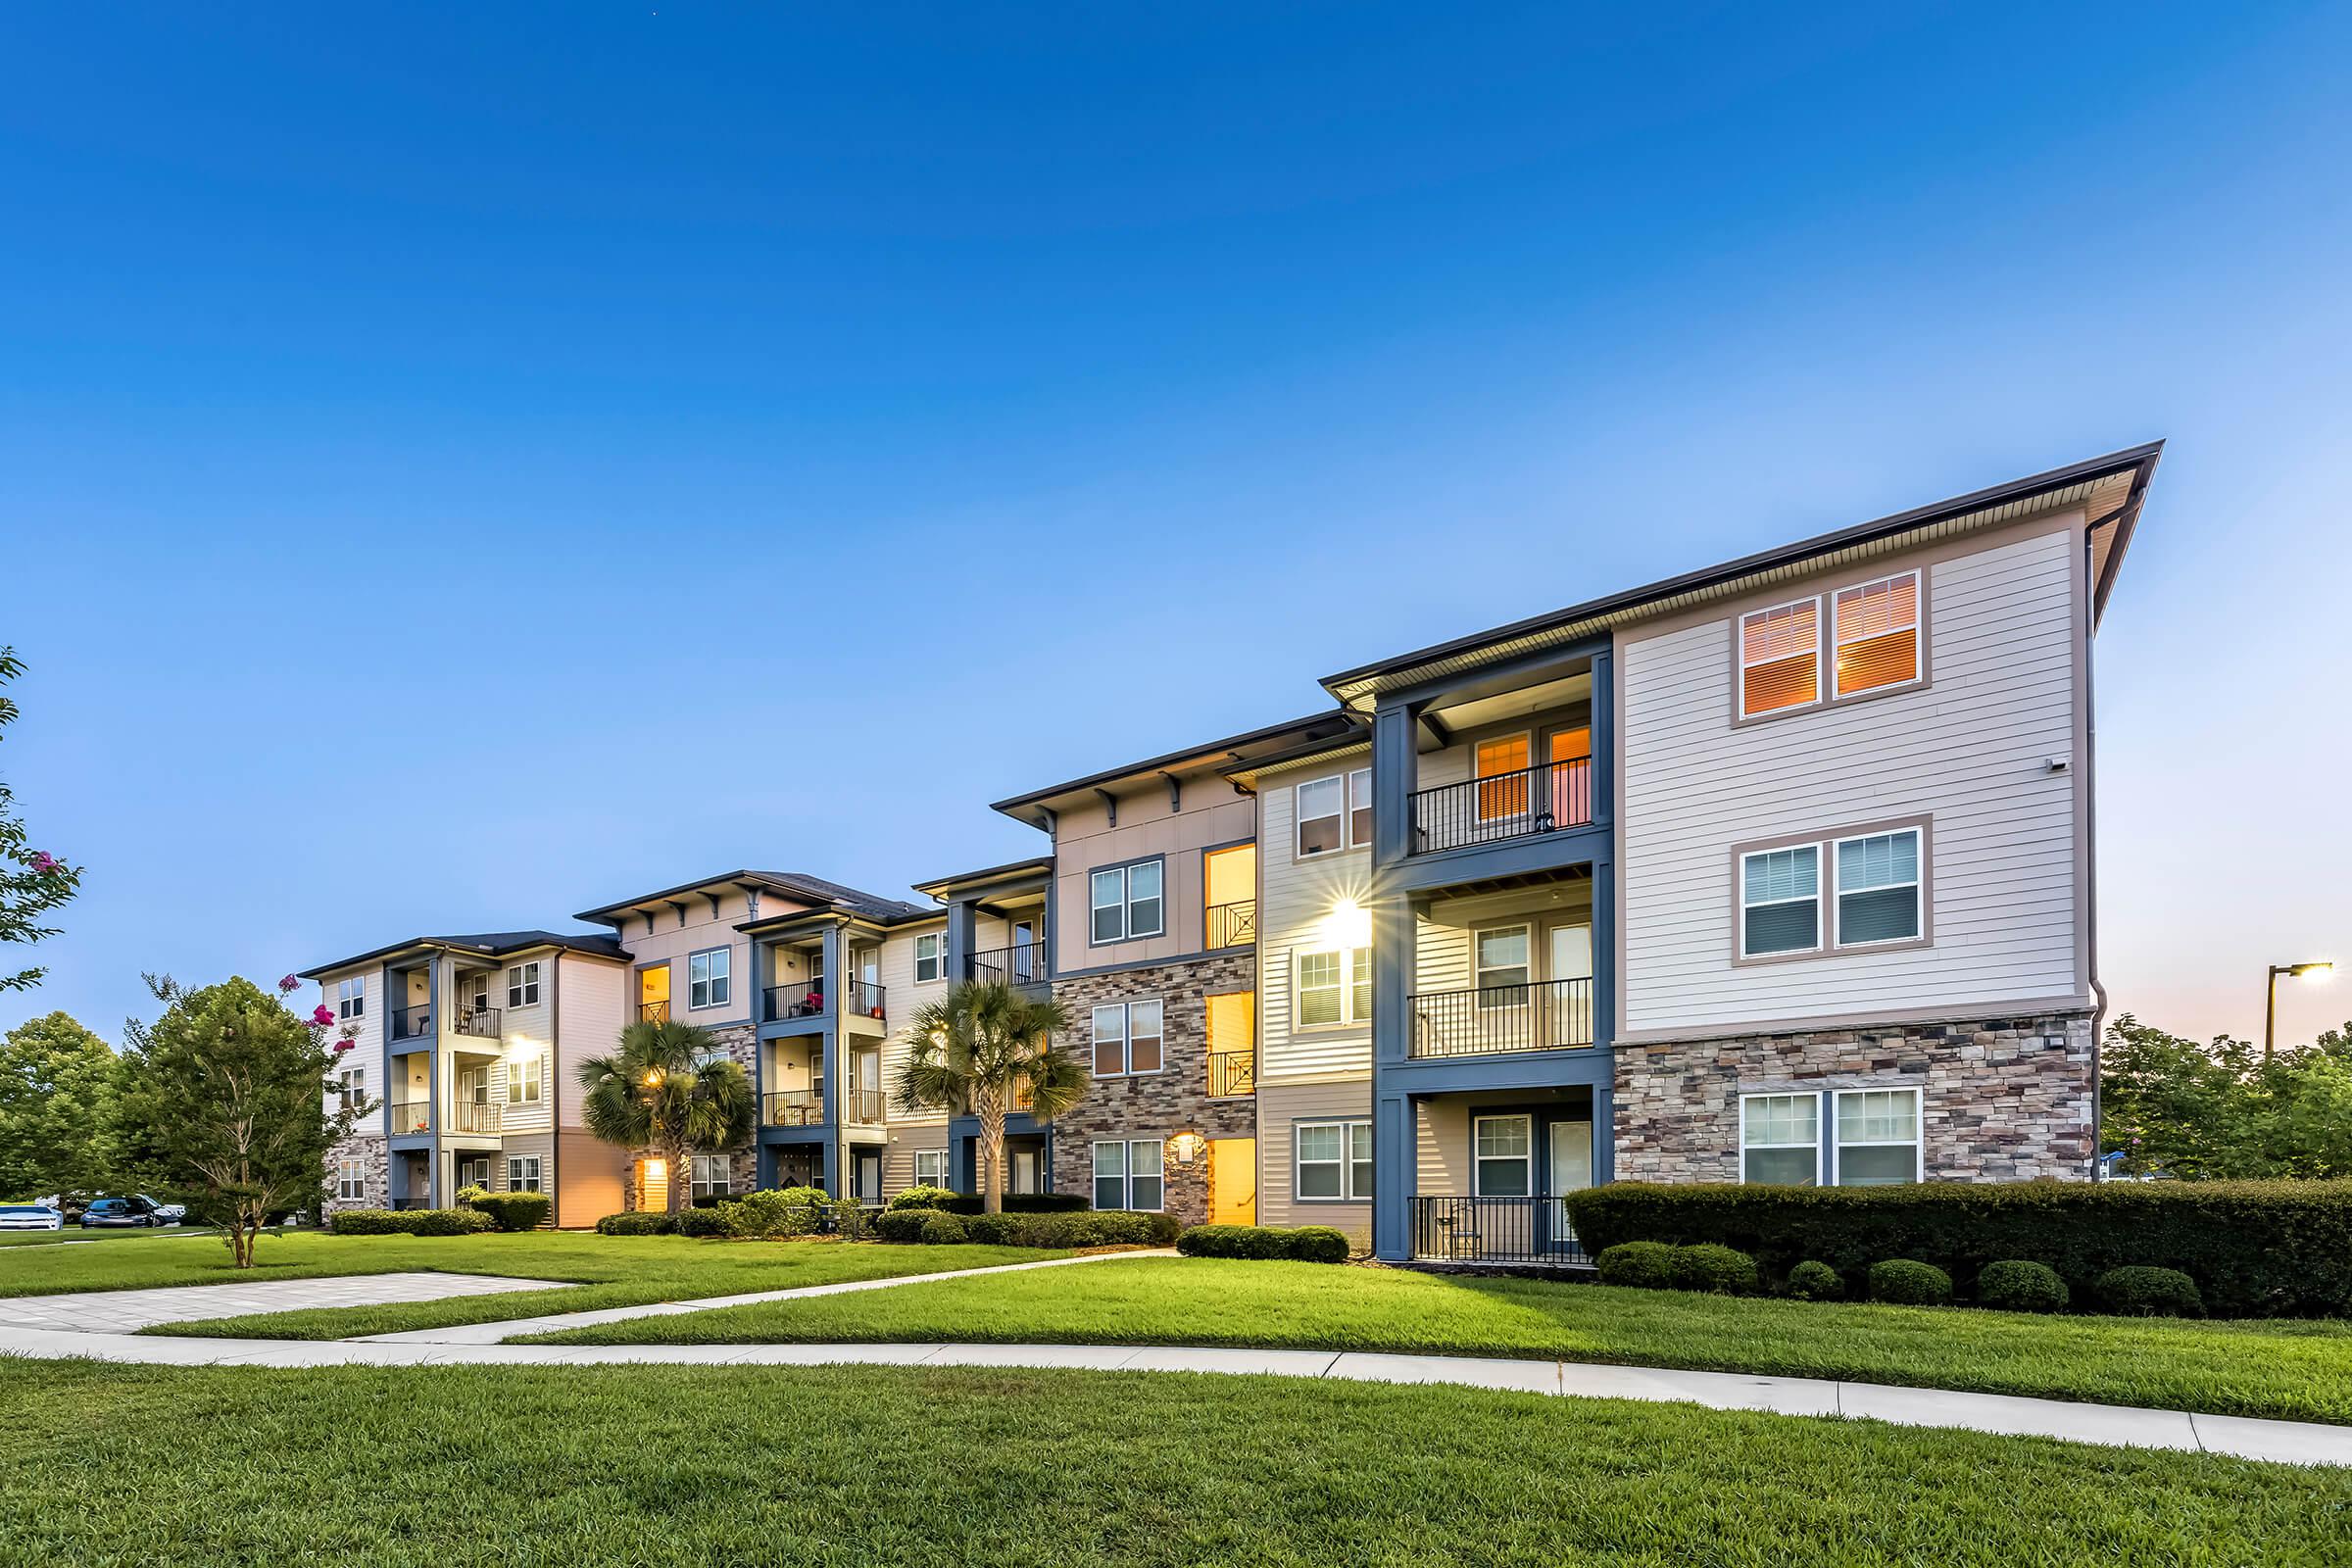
622, 1020, 762, 1210
1614, 1011, 2096, 1183
1052, 952, 1257, 1229
323, 1131, 388, 1214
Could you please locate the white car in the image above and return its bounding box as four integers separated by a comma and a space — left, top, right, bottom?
0, 1204, 63, 1231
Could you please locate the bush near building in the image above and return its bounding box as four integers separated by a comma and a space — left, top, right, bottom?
330, 1208, 495, 1236
1175, 1224, 1350, 1263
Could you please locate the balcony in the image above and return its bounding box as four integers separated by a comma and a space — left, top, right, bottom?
453, 1006, 502, 1040
1207, 1048, 1257, 1099
387, 1097, 432, 1136
967, 943, 1048, 988
762, 1090, 823, 1128
765, 983, 826, 1022
390, 1004, 434, 1043
446, 1101, 503, 1137
841, 1087, 886, 1125
639, 1001, 671, 1024
1408, 1196, 1589, 1266
1205, 900, 1257, 950
843, 981, 886, 1023
1409, 758, 1592, 857
1407, 978, 1594, 1058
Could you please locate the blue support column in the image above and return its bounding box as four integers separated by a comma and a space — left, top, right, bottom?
1373, 1089, 1416, 1261
1370, 700, 1422, 1262
944, 898, 977, 982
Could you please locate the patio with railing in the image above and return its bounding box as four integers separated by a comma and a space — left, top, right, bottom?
1409, 756, 1592, 856
1408, 1195, 1589, 1266
1408, 978, 1593, 1057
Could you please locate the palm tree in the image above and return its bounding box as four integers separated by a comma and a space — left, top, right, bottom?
576, 1018, 755, 1215
894, 979, 1083, 1213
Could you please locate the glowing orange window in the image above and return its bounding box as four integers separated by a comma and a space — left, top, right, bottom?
1833, 571, 1921, 698
1740, 598, 1821, 717
1474, 735, 1531, 821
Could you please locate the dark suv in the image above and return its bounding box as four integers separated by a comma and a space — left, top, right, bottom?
79, 1196, 162, 1228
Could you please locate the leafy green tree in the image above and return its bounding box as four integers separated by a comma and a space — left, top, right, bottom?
0, 648, 81, 994
575, 1018, 755, 1214
2102, 1011, 2352, 1179
0, 1010, 118, 1200
893, 979, 1083, 1214
114, 975, 365, 1266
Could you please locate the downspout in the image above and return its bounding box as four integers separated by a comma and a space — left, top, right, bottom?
549, 954, 562, 1225
2082, 520, 2111, 1178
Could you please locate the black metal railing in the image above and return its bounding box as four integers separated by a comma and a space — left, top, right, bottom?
1408, 978, 1594, 1058
1205, 900, 1258, 950
446, 1101, 502, 1136
387, 1098, 432, 1136
389, 1197, 432, 1212
843, 981, 885, 1022
639, 1000, 672, 1024
390, 1004, 433, 1041
762, 1090, 823, 1127
1409, 757, 1592, 856
1408, 1195, 1589, 1265
453, 1006, 502, 1040
841, 1087, 886, 1124
1206, 1049, 1257, 1098
765, 982, 824, 1021
966, 943, 1049, 988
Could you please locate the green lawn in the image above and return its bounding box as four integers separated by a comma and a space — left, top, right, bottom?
0, 1359, 2341, 1566
526, 1256, 2352, 1426
0, 1229, 1068, 1341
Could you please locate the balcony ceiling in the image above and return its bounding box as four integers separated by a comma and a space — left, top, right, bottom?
1424, 671, 1591, 746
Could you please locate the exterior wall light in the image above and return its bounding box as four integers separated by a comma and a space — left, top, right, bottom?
1168, 1131, 1206, 1165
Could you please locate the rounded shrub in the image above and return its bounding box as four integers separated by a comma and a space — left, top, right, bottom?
1595, 1240, 1678, 1290
1288, 1226, 1351, 1263
674, 1206, 731, 1238
1784, 1260, 1844, 1301
1176, 1223, 1350, 1261
1868, 1258, 1954, 1306
1668, 1243, 1759, 1295
468, 1192, 552, 1232
595, 1211, 676, 1237
889, 1185, 957, 1212
2093, 1265, 2203, 1318
1976, 1259, 2069, 1313
917, 1210, 970, 1245
874, 1208, 929, 1244
720, 1187, 831, 1239
960, 1211, 1017, 1247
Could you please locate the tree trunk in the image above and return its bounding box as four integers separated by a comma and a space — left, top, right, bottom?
667, 1136, 692, 1214
979, 1100, 1005, 1216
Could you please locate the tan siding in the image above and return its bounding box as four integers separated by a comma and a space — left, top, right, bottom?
1256, 759, 1373, 1086
1256, 1080, 1372, 1244
1620, 523, 2087, 1035
555, 1130, 628, 1228
556, 955, 626, 1126
1053, 791, 1256, 973
874, 920, 950, 1127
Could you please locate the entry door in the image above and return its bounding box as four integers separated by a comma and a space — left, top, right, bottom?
1208, 1138, 1257, 1225
1548, 725, 1592, 828
1012, 1148, 1039, 1195
855, 1152, 882, 1202
1546, 1119, 1592, 1247
639, 965, 670, 1023
1546, 925, 1593, 1047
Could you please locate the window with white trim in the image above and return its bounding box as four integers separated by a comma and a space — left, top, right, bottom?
1740, 1094, 1821, 1185
1297, 768, 1373, 857
506, 1155, 544, 1194
913, 1149, 949, 1188
1293, 948, 1372, 1028
913, 933, 943, 984
1474, 925, 1531, 1006
1090, 1000, 1163, 1076
1295, 1119, 1373, 1200
336, 976, 367, 1019
334, 1065, 366, 1110
1473, 1114, 1532, 1197
1834, 1088, 1922, 1186
688, 948, 731, 1009
1092, 1139, 1163, 1210
1835, 829, 1922, 946
505, 1051, 543, 1104
335, 1160, 366, 1201
506, 961, 540, 1008
1832, 570, 1921, 698
1740, 846, 1821, 957
689, 1153, 730, 1200
1740, 596, 1822, 717
1089, 858, 1164, 943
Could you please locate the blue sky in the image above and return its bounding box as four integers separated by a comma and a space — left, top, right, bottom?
2, 3, 2346, 1047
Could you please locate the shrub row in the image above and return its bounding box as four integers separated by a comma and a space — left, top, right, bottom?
595, 1210, 676, 1236
874, 1207, 1176, 1248
1594, 1241, 2208, 1316
1594, 1241, 1758, 1294
468, 1192, 551, 1232
887, 1187, 1091, 1217
1174, 1224, 1351, 1263
1563, 1180, 2352, 1317
330, 1207, 494, 1236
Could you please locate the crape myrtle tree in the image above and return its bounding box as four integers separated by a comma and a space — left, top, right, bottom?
116, 973, 365, 1266
576, 1017, 756, 1214
0, 648, 81, 994
893, 979, 1083, 1214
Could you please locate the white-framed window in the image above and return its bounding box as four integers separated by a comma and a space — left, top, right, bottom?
1089, 858, 1164, 944
505, 1051, 544, 1104
506, 961, 540, 1008
1740, 1094, 1823, 1185
333, 1064, 366, 1110
1092, 1139, 1163, 1210
688, 948, 731, 1009
1296, 767, 1373, 857
1090, 1000, 1164, 1077
506, 1155, 544, 1194
1293, 948, 1372, 1028
335, 1159, 366, 1201
336, 976, 367, 1019
913, 1149, 949, 1188
1295, 1119, 1373, 1201
1739, 595, 1823, 718
689, 1153, 731, 1200
1740, 845, 1822, 957
1835, 829, 1923, 947
1834, 1088, 1922, 1186
913, 933, 943, 984
1831, 570, 1922, 699
1472, 1114, 1532, 1197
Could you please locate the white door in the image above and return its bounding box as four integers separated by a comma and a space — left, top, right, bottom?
1546, 925, 1593, 1047
1546, 1119, 1592, 1238
1013, 1149, 1039, 1195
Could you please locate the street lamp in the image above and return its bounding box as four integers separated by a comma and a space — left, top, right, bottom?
2264, 962, 2335, 1060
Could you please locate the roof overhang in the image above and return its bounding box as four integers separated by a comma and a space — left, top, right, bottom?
911, 856, 1055, 904
299, 931, 628, 981
990, 711, 1360, 830
574, 869, 793, 926
1318, 442, 2164, 711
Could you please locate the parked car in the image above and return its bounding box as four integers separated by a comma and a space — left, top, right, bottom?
79, 1196, 164, 1228
138, 1194, 188, 1225
0, 1204, 63, 1231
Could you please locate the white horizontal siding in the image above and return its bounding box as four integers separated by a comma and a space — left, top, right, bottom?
1621, 525, 2084, 1034
1257, 760, 1371, 1085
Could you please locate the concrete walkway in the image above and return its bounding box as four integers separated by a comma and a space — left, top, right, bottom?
0, 1271, 568, 1333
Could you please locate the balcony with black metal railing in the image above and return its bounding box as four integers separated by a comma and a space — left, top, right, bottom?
1205, 900, 1258, 950
764, 982, 825, 1022
842, 981, 886, 1024
445, 1101, 503, 1137
453, 1006, 502, 1041
761, 1089, 824, 1128
1207, 1048, 1257, 1099
1409, 757, 1592, 857
386, 1097, 432, 1136
966, 943, 1049, 988
1408, 1195, 1589, 1266
389, 1004, 434, 1043
1407, 977, 1594, 1058
840, 1087, 886, 1125
639, 1001, 671, 1024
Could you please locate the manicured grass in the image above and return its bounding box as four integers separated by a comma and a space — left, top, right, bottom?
0, 1229, 1066, 1340
528, 1256, 2352, 1426
1, 1359, 2342, 1566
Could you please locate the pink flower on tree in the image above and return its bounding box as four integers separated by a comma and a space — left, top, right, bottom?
278, 974, 302, 993
27, 851, 59, 874
331, 1038, 357, 1054
311, 1004, 337, 1028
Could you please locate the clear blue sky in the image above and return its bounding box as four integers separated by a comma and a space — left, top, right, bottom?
3, 4, 2346, 1048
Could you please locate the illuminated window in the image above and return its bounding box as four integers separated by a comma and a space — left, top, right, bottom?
1833, 571, 1921, 698
1740, 597, 1822, 717
1474, 735, 1531, 821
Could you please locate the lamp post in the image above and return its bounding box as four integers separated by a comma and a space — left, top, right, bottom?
2263, 962, 2335, 1061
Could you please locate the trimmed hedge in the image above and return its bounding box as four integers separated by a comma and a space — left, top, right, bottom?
1595, 1241, 1678, 1290
1668, 1243, 1759, 1295
1976, 1259, 2069, 1313
882, 1208, 1166, 1248
331, 1207, 494, 1237
888, 1185, 958, 1212
674, 1206, 732, 1238
1175, 1224, 1350, 1263
717, 1187, 832, 1239
468, 1192, 551, 1232
918, 1210, 970, 1245
595, 1211, 677, 1236
1562, 1180, 2352, 1318
1869, 1259, 1953, 1306
1784, 1259, 1844, 1300
938, 1192, 1090, 1216
2095, 1265, 2204, 1318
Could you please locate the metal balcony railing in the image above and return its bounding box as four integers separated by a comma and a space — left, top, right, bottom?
762, 1090, 823, 1127
1407, 978, 1594, 1058
966, 943, 1049, 988
841, 1088, 886, 1125
639, 1001, 671, 1024
1206, 1049, 1257, 1098
453, 1006, 502, 1040
766, 983, 826, 1021
1409, 1195, 1589, 1265
843, 981, 885, 1022
390, 1004, 433, 1042
446, 1102, 503, 1137
1409, 757, 1592, 856
1205, 900, 1258, 950
386, 1098, 432, 1136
